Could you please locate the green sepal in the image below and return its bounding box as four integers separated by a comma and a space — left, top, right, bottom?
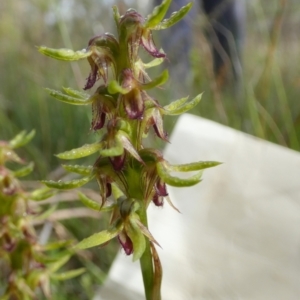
56, 143, 103, 160
9, 130, 35, 149
29, 187, 57, 201
107, 80, 131, 94
141, 69, 168, 90
41, 174, 95, 190
126, 218, 146, 261
62, 164, 93, 176
163, 96, 189, 112
46, 88, 93, 105
139, 56, 164, 69
74, 227, 122, 250
38, 46, 92, 61
156, 162, 202, 187
167, 161, 221, 172
62, 87, 90, 99
153, 2, 193, 30
50, 268, 86, 281
100, 140, 123, 157
111, 183, 125, 200
163, 93, 202, 115
13, 162, 34, 177
78, 192, 115, 212
144, 0, 172, 29
42, 240, 73, 251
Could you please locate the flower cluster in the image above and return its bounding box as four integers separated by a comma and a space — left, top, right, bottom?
38, 1, 219, 298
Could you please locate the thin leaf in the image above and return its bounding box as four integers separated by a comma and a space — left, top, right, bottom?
78, 192, 114, 212
42, 240, 73, 251
163, 96, 189, 112
49, 255, 71, 273
50, 268, 85, 281
42, 175, 94, 190
142, 57, 164, 69
74, 227, 121, 250
164, 93, 202, 115
62, 87, 90, 99
56, 143, 103, 160
107, 80, 131, 94
46, 88, 93, 105
62, 164, 93, 175
144, 0, 172, 29
167, 161, 221, 172
153, 2, 193, 30
38, 46, 92, 61
156, 163, 202, 187
13, 162, 34, 177
9, 130, 35, 149
29, 188, 57, 201
112, 5, 121, 29
165, 196, 181, 213
141, 70, 168, 90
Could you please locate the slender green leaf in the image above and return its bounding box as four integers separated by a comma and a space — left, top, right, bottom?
46, 88, 93, 105
49, 255, 71, 273
167, 161, 221, 172
13, 162, 34, 177
42, 175, 94, 190
29, 187, 57, 201
142, 57, 164, 69
50, 268, 85, 281
62, 87, 90, 99
153, 3, 193, 30
107, 80, 131, 94
9, 130, 35, 149
112, 5, 121, 29
164, 93, 202, 115
42, 240, 73, 251
74, 227, 121, 250
62, 164, 93, 175
38, 46, 92, 61
111, 183, 125, 200
156, 163, 202, 187
34, 204, 57, 222
141, 70, 168, 90
56, 143, 103, 160
144, 0, 172, 28
163, 96, 189, 112
134, 216, 160, 247
100, 140, 124, 157
78, 192, 115, 212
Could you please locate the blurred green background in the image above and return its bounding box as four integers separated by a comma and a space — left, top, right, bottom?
0, 0, 299, 298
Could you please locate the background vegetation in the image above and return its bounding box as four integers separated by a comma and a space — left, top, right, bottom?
0, 0, 299, 298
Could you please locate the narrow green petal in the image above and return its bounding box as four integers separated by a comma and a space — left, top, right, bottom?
29, 187, 57, 201
144, 0, 172, 29
107, 80, 131, 94
112, 5, 121, 29
111, 183, 125, 200
164, 93, 202, 115
163, 96, 189, 112
46, 88, 93, 105
62, 87, 90, 100
9, 130, 35, 149
13, 162, 34, 177
42, 240, 73, 251
126, 219, 146, 261
56, 143, 103, 160
141, 70, 168, 90
50, 268, 85, 281
41, 175, 95, 190
78, 192, 114, 212
62, 164, 93, 176
49, 255, 71, 273
74, 227, 121, 250
167, 161, 221, 172
156, 163, 202, 187
100, 140, 124, 157
142, 57, 165, 69
153, 3, 193, 30
38, 46, 92, 61
34, 204, 57, 222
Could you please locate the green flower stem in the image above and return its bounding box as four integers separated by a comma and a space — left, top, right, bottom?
138, 202, 155, 300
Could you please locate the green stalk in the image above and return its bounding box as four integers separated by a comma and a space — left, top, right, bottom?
138, 204, 155, 300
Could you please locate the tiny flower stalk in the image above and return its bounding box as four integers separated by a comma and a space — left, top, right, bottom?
0, 132, 84, 300
38, 1, 220, 299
